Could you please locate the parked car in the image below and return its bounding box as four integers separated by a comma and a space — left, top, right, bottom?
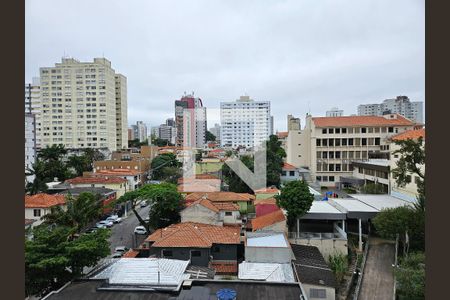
114, 246, 129, 253
112, 252, 123, 258
85, 227, 98, 234
140, 201, 148, 208
97, 220, 113, 228
134, 226, 147, 235
106, 216, 122, 224
95, 223, 106, 229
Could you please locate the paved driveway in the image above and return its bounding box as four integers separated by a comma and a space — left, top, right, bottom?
359, 238, 395, 300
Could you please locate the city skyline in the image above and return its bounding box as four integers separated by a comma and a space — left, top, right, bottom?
26, 0, 424, 132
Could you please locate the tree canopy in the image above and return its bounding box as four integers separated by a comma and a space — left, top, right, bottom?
266, 135, 286, 187
221, 155, 254, 193
205, 130, 216, 142
395, 252, 425, 299
129, 138, 149, 148
152, 138, 174, 147
25, 226, 110, 297
275, 180, 314, 227
150, 153, 182, 182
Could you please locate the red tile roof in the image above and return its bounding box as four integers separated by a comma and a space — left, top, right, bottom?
277, 131, 288, 138
93, 169, 143, 176
211, 262, 238, 274
66, 176, 127, 184
251, 209, 286, 231
283, 163, 298, 170
187, 199, 220, 213
178, 174, 219, 184
25, 193, 66, 208
312, 114, 415, 127
254, 197, 278, 206
391, 128, 425, 141
185, 192, 255, 203
178, 183, 220, 193
254, 187, 280, 194
146, 222, 241, 248
122, 249, 140, 258
212, 202, 240, 211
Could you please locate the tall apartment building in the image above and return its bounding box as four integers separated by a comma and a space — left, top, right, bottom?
25, 78, 41, 148
175, 93, 207, 148
285, 114, 417, 187
357, 96, 424, 123
287, 114, 301, 130
150, 126, 160, 139
159, 118, 176, 145
220, 95, 272, 149
127, 128, 135, 141
209, 123, 221, 143
25, 113, 37, 183
130, 121, 147, 142
326, 107, 344, 117
34, 57, 127, 151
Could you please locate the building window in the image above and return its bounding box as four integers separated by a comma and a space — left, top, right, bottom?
342, 138, 347, 146
289, 171, 295, 176
328, 128, 334, 134
388, 127, 394, 133
310, 288, 327, 298
336, 164, 341, 171
316, 139, 321, 146
335, 151, 341, 159
329, 139, 334, 146
282, 171, 287, 176
329, 164, 335, 171
375, 138, 380, 145
191, 250, 201, 257
361, 138, 367, 146
322, 139, 328, 146
361, 128, 367, 133
213, 246, 221, 252
329, 176, 335, 182
316, 176, 321, 181
348, 138, 354, 146
33, 209, 41, 217
162, 250, 173, 257
406, 175, 412, 183
342, 128, 347, 134
225, 211, 232, 216
335, 128, 340, 134
322, 129, 327, 134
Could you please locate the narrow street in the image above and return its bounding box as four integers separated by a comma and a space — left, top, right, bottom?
107, 204, 151, 254
358, 238, 395, 300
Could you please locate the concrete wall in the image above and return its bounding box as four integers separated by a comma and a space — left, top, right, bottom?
302, 283, 336, 300
180, 204, 221, 225
69, 182, 128, 198
211, 244, 238, 261
245, 246, 293, 263
290, 238, 348, 262
24, 205, 67, 227
155, 247, 210, 267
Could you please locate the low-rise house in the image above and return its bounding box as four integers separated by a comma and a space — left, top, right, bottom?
281, 163, 301, 182
244, 231, 294, 264
291, 244, 336, 300
25, 193, 66, 226
177, 174, 221, 194
144, 222, 241, 274
88, 169, 144, 190
185, 192, 255, 214
93, 159, 150, 173
254, 197, 279, 217
238, 261, 295, 283
181, 199, 241, 226
65, 176, 129, 197
251, 209, 287, 232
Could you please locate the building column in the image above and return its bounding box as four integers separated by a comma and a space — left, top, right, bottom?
297, 218, 300, 239
342, 220, 346, 231
358, 218, 363, 251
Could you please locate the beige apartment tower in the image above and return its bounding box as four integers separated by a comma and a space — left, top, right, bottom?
36, 57, 127, 151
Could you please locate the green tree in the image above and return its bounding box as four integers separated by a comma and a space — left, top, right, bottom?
36, 144, 71, 182
266, 135, 286, 187
25, 159, 49, 195
221, 155, 254, 193
25, 225, 110, 297
391, 136, 425, 211
372, 206, 424, 252
38, 144, 67, 162
67, 155, 91, 177
395, 252, 425, 299
150, 153, 181, 181
115, 189, 148, 231
275, 180, 314, 234
42, 193, 103, 237
205, 130, 216, 142
360, 183, 385, 194
129, 138, 149, 148
152, 138, 174, 147
328, 253, 348, 283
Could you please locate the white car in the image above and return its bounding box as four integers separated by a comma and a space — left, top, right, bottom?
106, 216, 122, 224
97, 220, 113, 228
134, 226, 147, 235
114, 246, 129, 253
140, 201, 148, 208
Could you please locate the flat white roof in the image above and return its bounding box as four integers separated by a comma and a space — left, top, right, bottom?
91, 258, 190, 287
308, 201, 344, 214
246, 233, 288, 248
348, 194, 413, 210
238, 262, 295, 283
329, 198, 378, 213
309, 186, 322, 195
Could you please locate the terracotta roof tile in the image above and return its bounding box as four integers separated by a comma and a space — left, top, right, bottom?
66, 176, 127, 184
254, 197, 278, 206
178, 183, 220, 193
283, 163, 298, 170
391, 128, 425, 141
277, 131, 288, 138
254, 187, 280, 194
212, 202, 240, 211
185, 192, 255, 203
312, 114, 415, 127
122, 249, 140, 258
146, 222, 241, 248
25, 193, 66, 208
251, 209, 286, 231
186, 199, 220, 213
211, 262, 238, 274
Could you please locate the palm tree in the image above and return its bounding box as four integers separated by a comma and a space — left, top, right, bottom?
25, 160, 49, 195
38, 144, 67, 162
42, 193, 103, 237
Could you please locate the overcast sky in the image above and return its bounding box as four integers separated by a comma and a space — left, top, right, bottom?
26, 0, 424, 132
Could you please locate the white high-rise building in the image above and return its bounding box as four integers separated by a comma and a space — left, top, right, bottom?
25, 113, 37, 183
34, 57, 127, 151
175, 94, 207, 148
220, 95, 271, 149
25, 77, 41, 148
357, 96, 423, 123
326, 107, 344, 117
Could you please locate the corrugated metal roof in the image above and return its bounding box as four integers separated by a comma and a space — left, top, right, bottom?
91, 258, 190, 287
238, 262, 295, 283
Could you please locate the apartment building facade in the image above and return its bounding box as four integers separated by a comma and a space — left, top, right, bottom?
326, 107, 344, 117
287, 114, 301, 131
358, 96, 424, 123
25, 113, 37, 183
220, 95, 272, 149
157, 118, 176, 144
130, 121, 147, 142
286, 114, 417, 187
34, 57, 127, 151
25, 78, 41, 148
175, 94, 207, 148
